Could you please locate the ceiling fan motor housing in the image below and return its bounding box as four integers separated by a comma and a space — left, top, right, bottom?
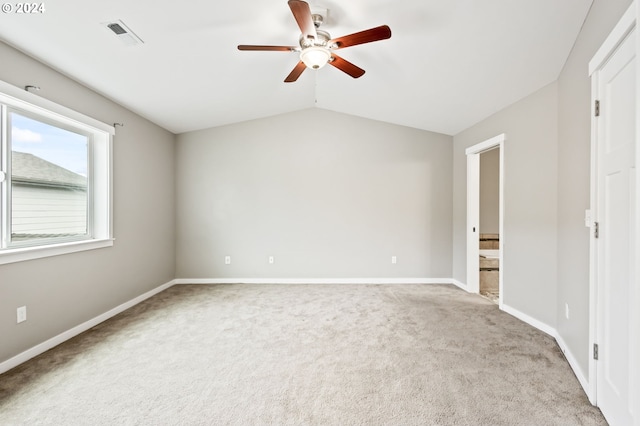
298, 29, 332, 69
299, 29, 331, 49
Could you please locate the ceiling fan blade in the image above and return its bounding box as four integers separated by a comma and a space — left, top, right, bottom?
288, 0, 317, 41
329, 25, 392, 49
285, 61, 307, 83
329, 54, 365, 79
238, 45, 297, 52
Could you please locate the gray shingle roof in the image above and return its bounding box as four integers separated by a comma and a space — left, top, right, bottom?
12, 151, 86, 190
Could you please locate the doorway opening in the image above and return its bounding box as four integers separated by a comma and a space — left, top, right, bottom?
479, 147, 501, 303
466, 134, 505, 308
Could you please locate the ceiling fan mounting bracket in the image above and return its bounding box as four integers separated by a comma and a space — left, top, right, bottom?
311, 13, 324, 28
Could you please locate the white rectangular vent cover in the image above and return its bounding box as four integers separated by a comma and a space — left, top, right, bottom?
104, 20, 144, 46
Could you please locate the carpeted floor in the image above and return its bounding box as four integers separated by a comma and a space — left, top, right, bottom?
0, 284, 606, 425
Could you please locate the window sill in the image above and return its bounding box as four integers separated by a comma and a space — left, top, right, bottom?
0, 238, 114, 265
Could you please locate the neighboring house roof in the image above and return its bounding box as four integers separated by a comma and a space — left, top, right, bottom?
12, 151, 86, 190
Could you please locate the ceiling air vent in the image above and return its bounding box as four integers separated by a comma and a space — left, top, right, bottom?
104, 20, 143, 46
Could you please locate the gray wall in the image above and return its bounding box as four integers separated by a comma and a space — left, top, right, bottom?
452, 0, 633, 379
0, 42, 176, 364
556, 0, 633, 377
480, 148, 500, 235
453, 82, 559, 327
2, 0, 632, 385
176, 108, 453, 279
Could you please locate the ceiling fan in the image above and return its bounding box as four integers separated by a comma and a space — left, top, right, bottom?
238, 0, 392, 82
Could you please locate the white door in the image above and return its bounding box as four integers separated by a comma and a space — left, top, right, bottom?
595, 26, 636, 426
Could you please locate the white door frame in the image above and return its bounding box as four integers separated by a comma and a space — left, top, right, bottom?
635, 2, 640, 417
465, 134, 505, 308
587, 1, 638, 409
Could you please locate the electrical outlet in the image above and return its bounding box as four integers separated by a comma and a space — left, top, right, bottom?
224, 256, 231, 265
391, 256, 397, 264
565, 303, 570, 320
17, 306, 27, 323
268, 256, 274, 264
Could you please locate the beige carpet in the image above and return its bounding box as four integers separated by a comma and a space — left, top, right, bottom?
0, 284, 606, 425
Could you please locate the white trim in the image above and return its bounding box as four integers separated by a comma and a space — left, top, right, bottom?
0, 238, 114, 265
451, 279, 468, 291
0, 279, 176, 375
499, 304, 591, 400
589, 2, 637, 75
174, 278, 454, 285
465, 134, 505, 305
466, 152, 480, 293
497, 145, 505, 310
0, 80, 114, 134
588, 70, 600, 406
501, 303, 556, 337
465, 133, 505, 155
0, 78, 114, 264
634, 4, 640, 422
556, 333, 591, 402
0, 275, 595, 411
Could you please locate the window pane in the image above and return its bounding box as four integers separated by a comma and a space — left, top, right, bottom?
10, 111, 89, 242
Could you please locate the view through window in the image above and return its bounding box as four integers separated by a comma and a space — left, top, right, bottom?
0, 81, 113, 264
9, 111, 89, 243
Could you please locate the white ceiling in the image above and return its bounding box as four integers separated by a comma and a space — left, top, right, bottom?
0, 0, 593, 135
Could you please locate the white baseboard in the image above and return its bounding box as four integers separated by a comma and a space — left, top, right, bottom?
501, 303, 556, 337
2, 276, 593, 409
555, 333, 590, 397
450, 279, 467, 291
0, 279, 176, 375
174, 278, 455, 285
500, 303, 592, 402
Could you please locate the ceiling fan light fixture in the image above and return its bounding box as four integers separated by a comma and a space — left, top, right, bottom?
300, 46, 331, 69
237, 1, 391, 82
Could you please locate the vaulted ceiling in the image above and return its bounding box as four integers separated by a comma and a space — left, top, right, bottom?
0, 0, 593, 135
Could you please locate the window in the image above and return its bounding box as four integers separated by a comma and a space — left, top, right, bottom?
0, 80, 113, 264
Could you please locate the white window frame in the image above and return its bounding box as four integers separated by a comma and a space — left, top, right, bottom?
0, 79, 114, 264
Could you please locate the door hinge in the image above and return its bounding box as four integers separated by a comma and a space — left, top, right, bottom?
593, 221, 599, 239
594, 100, 600, 117
593, 343, 599, 360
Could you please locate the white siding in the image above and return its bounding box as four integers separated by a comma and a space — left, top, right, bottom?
12, 184, 87, 237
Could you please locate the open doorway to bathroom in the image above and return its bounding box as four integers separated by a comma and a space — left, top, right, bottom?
478, 147, 500, 303
466, 134, 504, 307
